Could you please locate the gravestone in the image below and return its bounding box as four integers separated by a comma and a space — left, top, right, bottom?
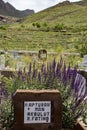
13, 89, 62, 130
82, 55, 87, 67
0, 55, 5, 70
79, 55, 87, 67
38, 49, 47, 61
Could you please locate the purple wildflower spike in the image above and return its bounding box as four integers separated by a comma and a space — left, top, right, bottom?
62, 62, 67, 85
11, 91, 15, 100
52, 58, 56, 70
41, 64, 45, 73
28, 62, 32, 73
32, 69, 37, 79
18, 69, 22, 79
38, 72, 41, 82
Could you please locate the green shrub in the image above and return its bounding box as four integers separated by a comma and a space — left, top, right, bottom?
32, 23, 36, 27
32, 22, 41, 28
20, 24, 25, 28
54, 23, 65, 31
79, 43, 87, 57
43, 22, 48, 27
0, 26, 7, 30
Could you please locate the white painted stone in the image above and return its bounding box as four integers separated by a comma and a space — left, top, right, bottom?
0, 55, 5, 70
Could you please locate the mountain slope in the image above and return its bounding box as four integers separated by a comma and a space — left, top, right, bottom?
0, 0, 34, 18
0, 0, 87, 54
22, 1, 87, 27
75, 0, 87, 6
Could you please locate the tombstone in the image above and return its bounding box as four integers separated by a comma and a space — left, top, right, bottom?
82, 55, 87, 66
79, 55, 87, 71
38, 49, 47, 61
0, 55, 5, 70
13, 89, 62, 130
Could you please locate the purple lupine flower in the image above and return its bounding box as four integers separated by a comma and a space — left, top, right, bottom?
56, 63, 62, 80
49, 63, 52, 72
56, 63, 60, 75
71, 69, 77, 90
3, 90, 8, 99
52, 58, 56, 71
18, 69, 22, 79
41, 64, 45, 73
42, 68, 47, 83
23, 67, 26, 73
46, 79, 50, 88
72, 97, 83, 112
72, 67, 77, 79
62, 62, 67, 85
67, 64, 71, 79
33, 61, 36, 70
47, 63, 49, 72
75, 96, 87, 117
32, 69, 37, 79
72, 73, 87, 116
42, 65, 47, 76
38, 72, 41, 82
22, 75, 26, 81
11, 91, 15, 100
53, 70, 56, 79
0, 86, 8, 104
75, 109, 84, 119
0, 88, 3, 95
84, 95, 87, 102
73, 74, 80, 94
0, 90, 3, 104
59, 56, 63, 69
1, 87, 8, 98
28, 62, 32, 74
73, 74, 86, 98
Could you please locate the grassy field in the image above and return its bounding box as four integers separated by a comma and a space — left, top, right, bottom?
0, 1, 87, 54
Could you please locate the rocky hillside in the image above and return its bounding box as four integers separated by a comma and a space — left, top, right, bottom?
0, 0, 35, 18
75, 0, 87, 6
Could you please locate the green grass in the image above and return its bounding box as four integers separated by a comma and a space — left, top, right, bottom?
0, 1, 87, 54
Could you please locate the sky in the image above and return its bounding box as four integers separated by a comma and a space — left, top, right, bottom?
3, 0, 81, 12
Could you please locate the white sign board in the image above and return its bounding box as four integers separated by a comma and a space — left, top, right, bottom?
24, 101, 51, 124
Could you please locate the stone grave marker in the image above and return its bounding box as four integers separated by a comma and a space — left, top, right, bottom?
79, 55, 87, 71
0, 55, 5, 70
13, 89, 62, 130
38, 49, 47, 61
80, 55, 87, 67
81, 55, 87, 67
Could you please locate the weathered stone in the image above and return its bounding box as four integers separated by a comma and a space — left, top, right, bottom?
13, 89, 62, 130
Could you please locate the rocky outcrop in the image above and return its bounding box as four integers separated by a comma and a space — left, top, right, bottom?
0, 0, 35, 18
73, 0, 87, 6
